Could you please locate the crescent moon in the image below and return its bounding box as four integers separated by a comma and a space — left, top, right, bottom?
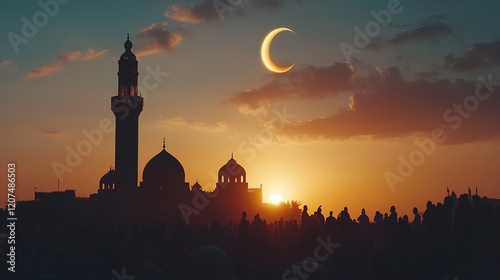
261, 27, 295, 73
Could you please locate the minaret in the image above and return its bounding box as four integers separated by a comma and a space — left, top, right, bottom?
111, 34, 143, 189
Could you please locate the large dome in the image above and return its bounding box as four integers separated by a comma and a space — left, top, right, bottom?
142, 148, 185, 189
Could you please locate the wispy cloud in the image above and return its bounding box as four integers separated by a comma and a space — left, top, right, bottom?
25, 47, 108, 79
81, 48, 109, 60
281, 66, 500, 145
225, 63, 354, 111
134, 22, 186, 57
164, 0, 289, 24
389, 22, 453, 45
24, 63, 64, 79
58, 51, 82, 62
58, 48, 108, 62
444, 40, 500, 72
164, 2, 219, 23
1, 59, 17, 72
41, 130, 68, 138
158, 116, 229, 132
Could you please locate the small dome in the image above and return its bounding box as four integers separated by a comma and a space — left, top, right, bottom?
120, 35, 136, 60
192, 181, 202, 191
124, 39, 132, 50
100, 169, 116, 184
218, 155, 246, 183
142, 148, 185, 189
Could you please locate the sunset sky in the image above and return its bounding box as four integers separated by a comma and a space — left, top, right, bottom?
2, 0, 500, 217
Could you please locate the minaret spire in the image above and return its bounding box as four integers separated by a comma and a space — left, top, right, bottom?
111, 35, 143, 190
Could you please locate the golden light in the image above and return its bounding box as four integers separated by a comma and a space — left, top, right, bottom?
270, 193, 282, 205
261, 27, 295, 73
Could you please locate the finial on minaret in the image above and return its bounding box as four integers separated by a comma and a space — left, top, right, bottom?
231, 151, 233, 160
162, 137, 166, 149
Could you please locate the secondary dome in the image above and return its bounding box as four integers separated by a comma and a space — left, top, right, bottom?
218, 154, 246, 183
99, 168, 116, 190
120, 34, 136, 60
142, 146, 185, 189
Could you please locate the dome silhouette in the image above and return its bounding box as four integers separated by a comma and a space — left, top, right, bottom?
192, 181, 202, 191
218, 154, 246, 183
124, 38, 132, 50
100, 169, 116, 184
142, 147, 185, 189
99, 168, 116, 190
121, 34, 136, 60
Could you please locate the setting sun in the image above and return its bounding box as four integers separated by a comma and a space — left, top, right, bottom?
270, 193, 282, 205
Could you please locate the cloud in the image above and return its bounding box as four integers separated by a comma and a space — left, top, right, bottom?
389, 22, 453, 45
158, 116, 229, 132
59, 48, 108, 62
444, 40, 500, 72
164, 0, 289, 24
281, 66, 500, 145
164, 1, 221, 23
41, 130, 67, 137
134, 22, 186, 57
58, 51, 82, 62
1, 60, 17, 72
225, 63, 354, 111
252, 0, 285, 9
24, 63, 64, 79
25, 47, 108, 79
81, 48, 109, 60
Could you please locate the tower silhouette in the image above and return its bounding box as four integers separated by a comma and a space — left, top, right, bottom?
111, 34, 143, 189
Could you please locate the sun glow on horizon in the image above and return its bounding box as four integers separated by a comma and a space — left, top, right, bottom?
270, 193, 283, 205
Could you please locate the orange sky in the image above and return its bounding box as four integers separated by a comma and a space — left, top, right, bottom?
2, 0, 500, 219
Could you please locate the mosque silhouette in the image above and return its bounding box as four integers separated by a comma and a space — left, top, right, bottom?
8, 36, 500, 280
25, 36, 264, 225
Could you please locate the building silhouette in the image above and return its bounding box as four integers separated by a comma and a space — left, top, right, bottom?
95, 36, 262, 223
8, 35, 500, 280
112, 34, 143, 190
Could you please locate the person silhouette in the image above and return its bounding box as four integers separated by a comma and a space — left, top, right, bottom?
301, 205, 309, 225
389, 205, 398, 224
338, 207, 351, 224
240, 211, 249, 231
357, 208, 370, 226
411, 207, 421, 241
316, 206, 325, 225
325, 211, 337, 227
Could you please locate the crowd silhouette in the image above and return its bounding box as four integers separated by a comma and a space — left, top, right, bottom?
2, 192, 499, 279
